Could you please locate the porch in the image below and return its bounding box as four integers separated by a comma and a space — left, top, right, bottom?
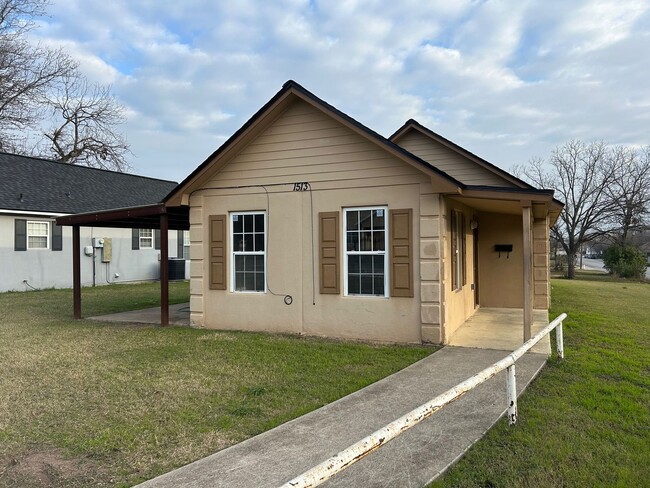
448, 307, 551, 354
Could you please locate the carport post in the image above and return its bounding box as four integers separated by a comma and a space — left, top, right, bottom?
160, 212, 169, 326
522, 204, 533, 341
72, 225, 81, 319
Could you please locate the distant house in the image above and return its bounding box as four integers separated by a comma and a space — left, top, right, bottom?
0, 152, 185, 292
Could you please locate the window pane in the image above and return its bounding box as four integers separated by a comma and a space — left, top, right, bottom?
235, 255, 244, 271
360, 232, 372, 251
244, 234, 254, 252
373, 209, 385, 230
373, 255, 385, 274
255, 255, 264, 272
360, 255, 373, 273
244, 214, 253, 232
233, 214, 243, 233
373, 231, 385, 251
346, 231, 358, 251
28, 222, 48, 235
348, 274, 360, 294
360, 275, 373, 295
245, 272, 255, 290
348, 255, 360, 273
139, 228, 152, 238
234, 233, 244, 251
346, 210, 359, 231
373, 276, 385, 295
255, 272, 265, 291
254, 214, 264, 233
28, 236, 47, 249
244, 255, 255, 271
359, 210, 372, 230
235, 272, 245, 290
254, 234, 264, 252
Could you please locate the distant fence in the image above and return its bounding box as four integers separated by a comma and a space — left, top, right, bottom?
281, 313, 568, 488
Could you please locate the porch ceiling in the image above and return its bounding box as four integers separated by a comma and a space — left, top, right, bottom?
448, 196, 523, 215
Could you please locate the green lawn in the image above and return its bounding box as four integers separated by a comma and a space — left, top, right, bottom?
430, 276, 650, 487
0, 282, 433, 487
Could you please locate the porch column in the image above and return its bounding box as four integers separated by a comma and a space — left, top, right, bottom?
160, 213, 169, 326
522, 204, 533, 341
72, 225, 81, 319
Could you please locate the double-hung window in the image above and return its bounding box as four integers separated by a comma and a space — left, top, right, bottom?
27, 221, 49, 249
231, 212, 266, 292
344, 207, 388, 296
139, 229, 153, 249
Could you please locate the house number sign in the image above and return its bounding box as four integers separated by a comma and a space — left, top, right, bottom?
292, 182, 311, 191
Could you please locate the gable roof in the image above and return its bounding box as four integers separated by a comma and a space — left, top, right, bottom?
390, 119, 533, 189
0, 152, 178, 215
164, 80, 464, 206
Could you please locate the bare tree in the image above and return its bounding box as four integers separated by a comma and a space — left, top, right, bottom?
605, 146, 650, 243
0, 0, 76, 148
42, 76, 131, 171
520, 140, 616, 278
0, 0, 131, 171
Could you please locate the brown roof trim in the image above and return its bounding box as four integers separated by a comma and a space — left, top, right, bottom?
164, 81, 464, 206
390, 119, 534, 189
56, 203, 189, 230
459, 185, 558, 202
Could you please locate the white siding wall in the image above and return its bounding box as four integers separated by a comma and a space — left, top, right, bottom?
0, 214, 181, 292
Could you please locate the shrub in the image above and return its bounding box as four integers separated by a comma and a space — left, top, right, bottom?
602, 244, 648, 279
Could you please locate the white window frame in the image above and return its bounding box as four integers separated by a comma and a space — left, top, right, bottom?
183, 230, 190, 259
230, 211, 267, 293
343, 206, 389, 297
139, 228, 153, 249
26, 220, 50, 250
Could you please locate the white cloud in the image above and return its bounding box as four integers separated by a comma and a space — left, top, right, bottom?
30, 0, 650, 181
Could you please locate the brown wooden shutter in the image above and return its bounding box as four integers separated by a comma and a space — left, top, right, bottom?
51, 221, 63, 251
389, 209, 413, 297
209, 215, 227, 290
319, 211, 340, 294
132, 228, 140, 250
15, 219, 26, 251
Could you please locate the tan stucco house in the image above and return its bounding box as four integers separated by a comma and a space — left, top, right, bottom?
159, 80, 562, 344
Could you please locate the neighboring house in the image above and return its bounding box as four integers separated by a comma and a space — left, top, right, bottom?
0, 152, 185, 292
159, 80, 562, 344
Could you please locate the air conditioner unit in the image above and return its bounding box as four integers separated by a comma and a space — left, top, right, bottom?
93, 237, 105, 248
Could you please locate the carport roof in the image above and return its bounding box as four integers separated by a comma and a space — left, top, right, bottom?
56, 203, 189, 230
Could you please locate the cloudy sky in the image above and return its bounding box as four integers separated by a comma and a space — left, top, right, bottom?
32, 0, 650, 182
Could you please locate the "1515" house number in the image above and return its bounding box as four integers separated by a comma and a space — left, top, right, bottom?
292, 182, 311, 191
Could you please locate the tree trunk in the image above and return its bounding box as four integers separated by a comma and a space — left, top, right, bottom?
567, 252, 576, 279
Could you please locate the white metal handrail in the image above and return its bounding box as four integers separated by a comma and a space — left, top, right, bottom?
281, 313, 568, 488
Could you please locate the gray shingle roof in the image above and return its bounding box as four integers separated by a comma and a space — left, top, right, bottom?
0, 152, 178, 214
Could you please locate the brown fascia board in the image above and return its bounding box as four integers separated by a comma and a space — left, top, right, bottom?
460, 185, 557, 202
390, 119, 534, 190
458, 185, 564, 225
164, 80, 463, 206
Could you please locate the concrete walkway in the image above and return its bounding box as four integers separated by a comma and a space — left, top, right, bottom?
136, 346, 548, 488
